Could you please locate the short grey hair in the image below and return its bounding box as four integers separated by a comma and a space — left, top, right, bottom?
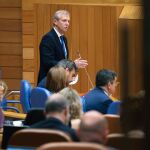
53, 10, 70, 20
45, 93, 69, 114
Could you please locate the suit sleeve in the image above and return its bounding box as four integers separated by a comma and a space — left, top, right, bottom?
102, 99, 113, 114
39, 34, 58, 71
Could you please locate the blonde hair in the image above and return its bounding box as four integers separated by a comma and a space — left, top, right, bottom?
0, 80, 8, 96
59, 87, 82, 119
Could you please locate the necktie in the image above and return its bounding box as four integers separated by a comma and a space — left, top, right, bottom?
60, 36, 67, 58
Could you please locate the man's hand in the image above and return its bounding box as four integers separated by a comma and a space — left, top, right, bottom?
74, 58, 88, 68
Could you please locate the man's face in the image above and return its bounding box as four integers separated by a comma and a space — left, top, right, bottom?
107, 77, 118, 95
54, 15, 70, 34
65, 68, 76, 84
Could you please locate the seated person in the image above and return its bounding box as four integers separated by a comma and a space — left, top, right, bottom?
38, 59, 78, 88
84, 69, 118, 114
59, 87, 82, 120
0, 80, 8, 128
46, 66, 68, 93
30, 93, 79, 141
120, 91, 145, 137
78, 110, 109, 144
0, 80, 8, 101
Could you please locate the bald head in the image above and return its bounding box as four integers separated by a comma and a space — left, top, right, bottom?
79, 111, 108, 144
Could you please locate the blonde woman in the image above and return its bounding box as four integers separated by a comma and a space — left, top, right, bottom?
0, 80, 8, 101
59, 87, 82, 120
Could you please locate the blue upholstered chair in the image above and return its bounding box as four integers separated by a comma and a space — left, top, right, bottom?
107, 101, 121, 115
1, 95, 20, 113
1, 80, 32, 113
30, 87, 51, 109
80, 96, 86, 112
20, 80, 32, 113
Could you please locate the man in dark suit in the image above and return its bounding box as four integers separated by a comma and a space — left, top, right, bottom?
84, 69, 118, 114
38, 10, 87, 83
30, 93, 79, 141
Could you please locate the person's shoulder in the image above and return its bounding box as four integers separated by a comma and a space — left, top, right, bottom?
42, 29, 54, 38
37, 77, 46, 88
40, 29, 57, 45
30, 119, 46, 128
85, 87, 106, 97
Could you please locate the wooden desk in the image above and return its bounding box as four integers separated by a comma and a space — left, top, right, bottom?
3, 111, 26, 120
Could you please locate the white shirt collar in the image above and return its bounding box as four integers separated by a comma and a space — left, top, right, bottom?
100, 87, 110, 97
53, 27, 63, 38
103, 90, 109, 96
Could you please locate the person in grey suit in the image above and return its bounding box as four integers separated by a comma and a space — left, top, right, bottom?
38, 10, 87, 83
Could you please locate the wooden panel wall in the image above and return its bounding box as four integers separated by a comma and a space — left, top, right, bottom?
119, 6, 143, 96
23, 3, 123, 96
22, 0, 143, 98
22, 0, 141, 10
0, 0, 22, 90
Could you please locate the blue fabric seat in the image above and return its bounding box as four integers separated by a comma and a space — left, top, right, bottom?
107, 101, 121, 115
1, 80, 32, 113
80, 96, 86, 112
30, 87, 51, 109
20, 80, 32, 113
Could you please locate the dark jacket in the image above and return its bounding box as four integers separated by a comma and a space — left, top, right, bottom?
84, 87, 112, 114
38, 28, 69, 83
30, 117, 79, 141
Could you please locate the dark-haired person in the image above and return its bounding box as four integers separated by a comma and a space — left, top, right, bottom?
38, 59, 78, 88
84, 69, 118, 114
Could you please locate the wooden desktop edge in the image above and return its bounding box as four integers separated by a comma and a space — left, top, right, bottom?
3, 111, 26, 120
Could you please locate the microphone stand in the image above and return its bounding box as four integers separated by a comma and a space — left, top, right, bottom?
76, 51, 94, 89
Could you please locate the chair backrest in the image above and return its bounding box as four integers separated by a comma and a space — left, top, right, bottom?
8, 129, 72, 148
107, 101, 121, 115
104, 114, 121, 134
30, 87, 51, 108
1, 125, 27, 149
20, 80, 32, 113
107, 133, 144, 150
81, 96, 86, 112
37, 142, 106, 150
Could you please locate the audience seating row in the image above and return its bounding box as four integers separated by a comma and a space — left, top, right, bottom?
6, 128, 144, 150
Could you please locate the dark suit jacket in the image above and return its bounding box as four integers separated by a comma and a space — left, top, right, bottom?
30, 117, 79, 141
37, 77, 46, 88
84, 87, 113, 114
38, 28, 69, 83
